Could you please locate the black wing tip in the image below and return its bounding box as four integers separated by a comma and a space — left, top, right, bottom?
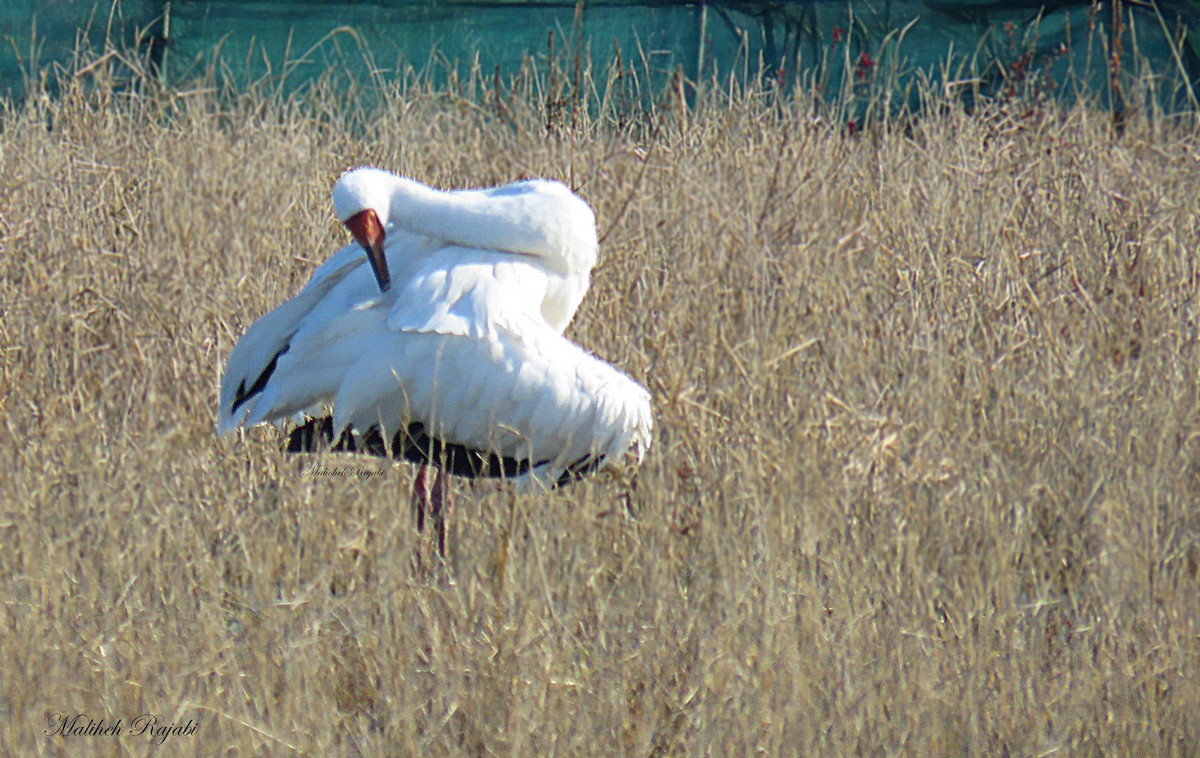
286, 417, 615, 490
551, 454, 607, 489
230, 345, 291, 416
285, 416, 388, 456
284, 416, 544, 481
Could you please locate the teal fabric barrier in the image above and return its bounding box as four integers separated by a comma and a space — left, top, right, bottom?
2, 2, 1197, 110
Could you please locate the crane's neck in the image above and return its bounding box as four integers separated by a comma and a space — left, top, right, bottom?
386, 176, 598, 279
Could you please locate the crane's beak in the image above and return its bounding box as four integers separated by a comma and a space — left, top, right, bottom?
344, 208, 390, 292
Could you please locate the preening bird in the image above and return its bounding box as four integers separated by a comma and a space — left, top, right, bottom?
218, 167, 652, 558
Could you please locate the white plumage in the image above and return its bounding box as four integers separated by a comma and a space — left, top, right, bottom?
218, 168, 652, 500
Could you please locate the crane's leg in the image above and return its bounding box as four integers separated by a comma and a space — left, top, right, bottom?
411, 464, 452, 566
412, 463, 431, 534
430, 468, 453, 559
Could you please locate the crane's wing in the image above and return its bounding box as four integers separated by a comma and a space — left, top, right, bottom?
285, 309, 651, 490
218, 240, 365, 433
385, 249, 550, 339
220, 244, 555, 433
227, 264, 650, 490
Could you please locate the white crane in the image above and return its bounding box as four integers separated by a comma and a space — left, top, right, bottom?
218, 168, 652, 557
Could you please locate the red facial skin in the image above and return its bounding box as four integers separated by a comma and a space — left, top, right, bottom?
344, 208, 390, 292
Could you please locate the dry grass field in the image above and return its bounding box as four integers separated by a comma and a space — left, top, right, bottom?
1, 45, 1199, 755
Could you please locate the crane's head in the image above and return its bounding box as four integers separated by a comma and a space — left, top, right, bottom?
332, 167, 393, 292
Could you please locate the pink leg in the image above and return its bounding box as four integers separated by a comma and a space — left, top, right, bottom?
412, 463, 432, 534
430, 468, 453, 559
